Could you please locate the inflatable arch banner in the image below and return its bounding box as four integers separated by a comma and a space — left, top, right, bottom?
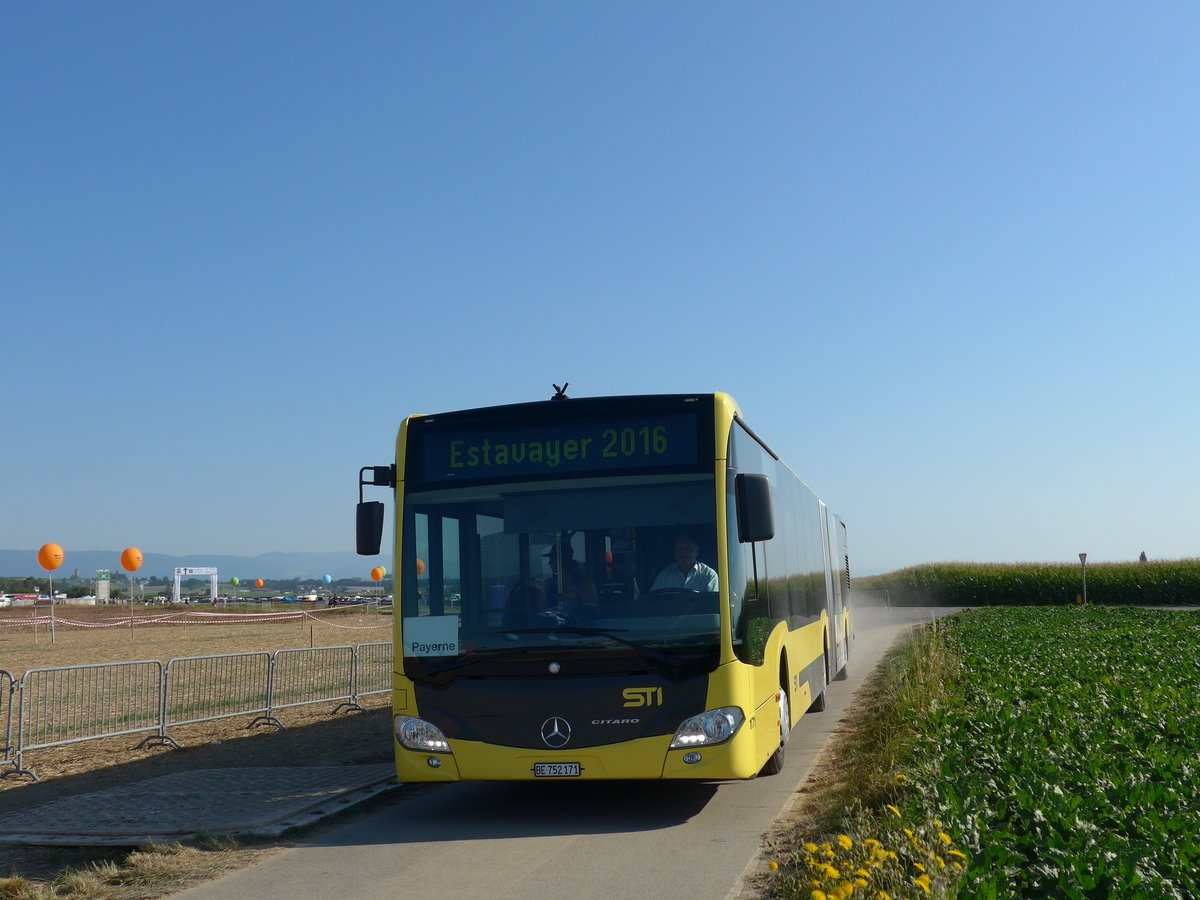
173, 566, 219, 604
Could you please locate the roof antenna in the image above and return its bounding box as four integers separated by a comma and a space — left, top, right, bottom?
551, 382, 570, 401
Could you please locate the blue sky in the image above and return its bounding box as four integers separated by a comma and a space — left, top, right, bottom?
5, 2, 1198, 576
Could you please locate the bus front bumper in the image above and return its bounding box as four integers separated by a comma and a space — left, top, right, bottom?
394, 730, 764, 782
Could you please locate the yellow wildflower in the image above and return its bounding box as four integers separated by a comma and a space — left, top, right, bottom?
854, 877, 868, 888
938, 831, 952, 845
805, 842, 820, 853
875, 893, 891, 900
812, 891, 827, 900
854, 869, 871, 878
947, 849, 968, 860
833, 883, 855, 899
892, 773, 907, 786
935, 856, 945, 869
837, 834, 854, 850
769, 861, 779, 871
913, 873, 932, 894
863, 838, 882, 852
885, 805, 901, 818
912, 861, 925, 874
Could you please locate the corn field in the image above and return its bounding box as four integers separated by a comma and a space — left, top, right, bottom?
852, 559, 1200, 607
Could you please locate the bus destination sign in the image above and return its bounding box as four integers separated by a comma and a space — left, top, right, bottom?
415, 411, 702, 483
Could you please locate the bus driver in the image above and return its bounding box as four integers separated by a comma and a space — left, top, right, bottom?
650, 534, 719, 592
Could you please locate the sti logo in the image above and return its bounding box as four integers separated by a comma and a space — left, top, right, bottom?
622, 687, 663, 708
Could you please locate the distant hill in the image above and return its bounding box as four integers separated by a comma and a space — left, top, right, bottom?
0, 549, 382, 580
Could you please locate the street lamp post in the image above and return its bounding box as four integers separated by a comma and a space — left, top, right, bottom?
1079, 552, 1088, 605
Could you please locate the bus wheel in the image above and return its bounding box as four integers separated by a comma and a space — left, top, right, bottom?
809, 651, 829, 712
834, 625, 850, 681
759, 683, 790, 776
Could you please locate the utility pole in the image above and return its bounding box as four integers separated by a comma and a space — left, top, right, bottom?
1079, 553, 1088, 605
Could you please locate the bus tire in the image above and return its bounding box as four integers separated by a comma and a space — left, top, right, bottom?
759, 681, 790, 776
808, 650, 829, 712
833, 625, 851, 681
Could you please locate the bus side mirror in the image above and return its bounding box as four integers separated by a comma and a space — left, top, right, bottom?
357, 501, 385, 556
357, 465, 394, 555
735, 473, 775, 543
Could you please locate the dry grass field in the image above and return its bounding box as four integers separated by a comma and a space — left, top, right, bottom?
1, 604, 401, 894
0, 603, 393, 679
1, 604, 395, 792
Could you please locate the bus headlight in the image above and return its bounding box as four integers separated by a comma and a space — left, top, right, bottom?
394, 715, 452, 753
669, 707, 745, 748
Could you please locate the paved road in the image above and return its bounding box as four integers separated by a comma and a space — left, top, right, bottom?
178, 607, 954, 900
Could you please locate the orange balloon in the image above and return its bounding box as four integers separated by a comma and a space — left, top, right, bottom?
255, 578, 264, 589
38, 543, 64, 572
370, 566, 385, 582
415, 558, 426, 576
120, 547, 143, 572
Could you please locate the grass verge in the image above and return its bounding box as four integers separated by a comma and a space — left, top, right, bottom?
761, 618, 966, 900
0, 839, 275, 900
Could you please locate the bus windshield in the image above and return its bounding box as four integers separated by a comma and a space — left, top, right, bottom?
400, 474, 720, 680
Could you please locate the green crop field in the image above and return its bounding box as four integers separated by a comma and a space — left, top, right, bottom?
771, 605, 1200, 900
854, 559, 1200, 607
928, 606, 1200, 897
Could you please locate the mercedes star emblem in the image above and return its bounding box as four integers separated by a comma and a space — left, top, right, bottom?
540, 716, 571, 748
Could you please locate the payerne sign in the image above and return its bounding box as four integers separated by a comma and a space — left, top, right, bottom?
413, 411, 701, 484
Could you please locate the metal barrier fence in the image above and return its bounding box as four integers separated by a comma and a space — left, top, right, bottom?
1, 642, 394, 782
1, 670, 13, 765
162, 652, 275, 736
14, 661, 164, 779
354, 642, 393, 701
270, 646, 358, 719
853, 589, 891, 608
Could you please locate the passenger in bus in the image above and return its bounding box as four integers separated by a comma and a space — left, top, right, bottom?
650, 534, 719, 592
543, 544, 598, 617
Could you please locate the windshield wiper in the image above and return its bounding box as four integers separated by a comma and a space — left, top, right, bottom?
505, 627, 681, 671
422, 647, 523, 675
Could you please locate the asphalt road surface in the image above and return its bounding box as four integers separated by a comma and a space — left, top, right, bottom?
178, 606, 955, 900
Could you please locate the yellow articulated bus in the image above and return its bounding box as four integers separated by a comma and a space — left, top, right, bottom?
356, 391, 850, 782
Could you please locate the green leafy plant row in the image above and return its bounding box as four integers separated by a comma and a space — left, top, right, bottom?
854, 560, 1200, 606
914, 606, 1200, 898
770, 606, 1200, 899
